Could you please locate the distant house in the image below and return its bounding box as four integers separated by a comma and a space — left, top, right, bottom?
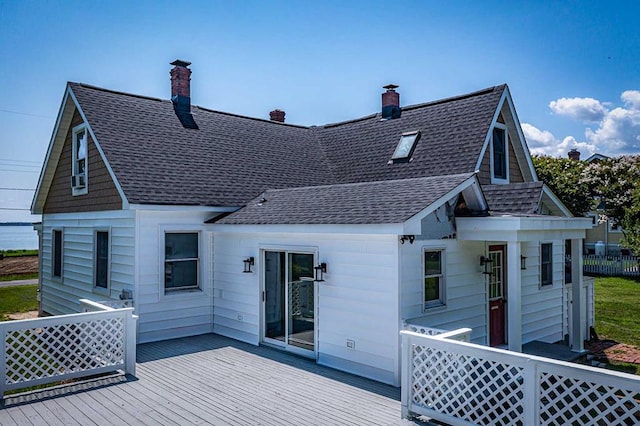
31, 60, 592, 386
568, 150, 626, 255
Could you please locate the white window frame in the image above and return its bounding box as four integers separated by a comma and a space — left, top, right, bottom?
93, 228, 111, 294
540, 242, 554, 288
608, 220, 623, 233
71, 124, 88, 196
51, 228, 64, 281
490, 123, 509, 184
423, 247, 446, 310
162, 230, 201, 294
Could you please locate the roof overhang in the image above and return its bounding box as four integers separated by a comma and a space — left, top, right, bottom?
457, 215, 592, 242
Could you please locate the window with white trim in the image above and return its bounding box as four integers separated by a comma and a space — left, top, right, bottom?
164, 232, 199, 291
541, 243, 553, 287
52, 229, 63, 279
94, 230, 110, 289
424, 249, 445, 309
71, 124, 88, 195
491, 124, 508, 182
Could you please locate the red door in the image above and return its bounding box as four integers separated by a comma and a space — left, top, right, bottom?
488, 245, 506, 346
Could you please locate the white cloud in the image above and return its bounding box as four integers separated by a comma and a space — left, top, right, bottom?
535, 90, 640, 157
549, 97, 607, 122
522, 123, 596, 157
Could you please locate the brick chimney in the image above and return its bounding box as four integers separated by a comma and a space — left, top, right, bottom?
568, 149, 581, 161
269, 109, 285, 123
170, 59, 198, 129
382, 84, 401, 119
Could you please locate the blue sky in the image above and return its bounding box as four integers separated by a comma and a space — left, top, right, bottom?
1, 0, 639, 222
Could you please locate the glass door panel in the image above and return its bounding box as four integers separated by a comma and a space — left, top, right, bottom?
287, 253, 315, 351
264, 251, 286, 343
263, 251, 315, 354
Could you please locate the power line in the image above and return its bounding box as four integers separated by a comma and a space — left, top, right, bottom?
0, 207, 31, 211
0, 187, 35, 191
0, 158, 41, 165
0, 108, 54, 119
0, 168, 39, 173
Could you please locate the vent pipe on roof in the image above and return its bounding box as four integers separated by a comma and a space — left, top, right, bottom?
170, 59, 198, 129
568, 149, 581, 161
269, 109, 286, 123
382, 84, 401, 119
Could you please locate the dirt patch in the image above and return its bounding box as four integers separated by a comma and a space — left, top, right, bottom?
0, 256, 38, 276
7, 310, 39, 320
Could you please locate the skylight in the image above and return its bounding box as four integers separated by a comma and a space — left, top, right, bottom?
391, 131, 421, 162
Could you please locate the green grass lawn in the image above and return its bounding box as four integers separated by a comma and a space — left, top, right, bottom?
0, 284, 38, 321
0, 249, 38, 257
594, 276, 640, 347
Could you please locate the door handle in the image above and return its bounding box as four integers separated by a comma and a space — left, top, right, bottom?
491, 306, 499, 310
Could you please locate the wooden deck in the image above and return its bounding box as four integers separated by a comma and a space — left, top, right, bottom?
1, 333, 429, 425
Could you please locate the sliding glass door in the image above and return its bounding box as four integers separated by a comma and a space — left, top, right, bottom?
263, 250, 315, 355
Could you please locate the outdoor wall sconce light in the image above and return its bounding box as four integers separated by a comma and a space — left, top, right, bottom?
400, 235, 415, 244
314, 263, 327, 282
480, 255, 493, 275
243, 257, 255, 273
521, 255, 527, 270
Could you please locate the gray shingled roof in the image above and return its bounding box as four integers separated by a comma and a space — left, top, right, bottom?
69, 83, 505, 207
215, 173, 475, 225
317, 86, 505, 184
70, 83, 333, 206
482, 182, 543, 214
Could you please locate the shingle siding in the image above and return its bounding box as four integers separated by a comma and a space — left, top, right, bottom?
43, 111, 122, 213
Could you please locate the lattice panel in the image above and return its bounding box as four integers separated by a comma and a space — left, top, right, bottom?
4, 317, 125, 385
405, 325, 445, 336
539, 372, 640, 425
411, 345, 524, 425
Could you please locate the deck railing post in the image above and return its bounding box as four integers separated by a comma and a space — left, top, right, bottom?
400, 331, 412, 419
124, 310, 137, 376
523, 358, 538, 426
0, 323, 6, 398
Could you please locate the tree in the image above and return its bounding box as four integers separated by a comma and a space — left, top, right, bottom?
531, 155, 593, 216
583, 155, 640, 253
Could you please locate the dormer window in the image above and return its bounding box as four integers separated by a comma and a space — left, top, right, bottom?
71, 124, 88, 195
391, 131, 421, 163
491, 124, 509, 183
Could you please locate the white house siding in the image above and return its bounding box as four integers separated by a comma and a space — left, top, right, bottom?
520, 240, 564, 344
400, 239, 488, 344
135, 209, 214, 343
212, 230, 400, 386
39, 210, 135, 316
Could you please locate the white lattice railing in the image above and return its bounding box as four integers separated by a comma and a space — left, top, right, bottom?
401, 330, 640, 425
80, 298, 134, 312
1, 306, 137, 397
403, 323, 472, 342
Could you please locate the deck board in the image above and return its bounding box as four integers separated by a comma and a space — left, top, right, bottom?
1, 333, 428, 425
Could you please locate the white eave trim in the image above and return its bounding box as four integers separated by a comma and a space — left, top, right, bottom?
541, 184, 573, 217
31, 86, 75, 214
457, 215, 592, 242
403, 175, 485, 234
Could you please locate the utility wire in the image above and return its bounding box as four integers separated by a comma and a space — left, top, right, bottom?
0, 108, 54, 119
0, 207, 31, 211
0, 187, 35, 191
0, 158, 41, 165
0, 168, 39, 173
